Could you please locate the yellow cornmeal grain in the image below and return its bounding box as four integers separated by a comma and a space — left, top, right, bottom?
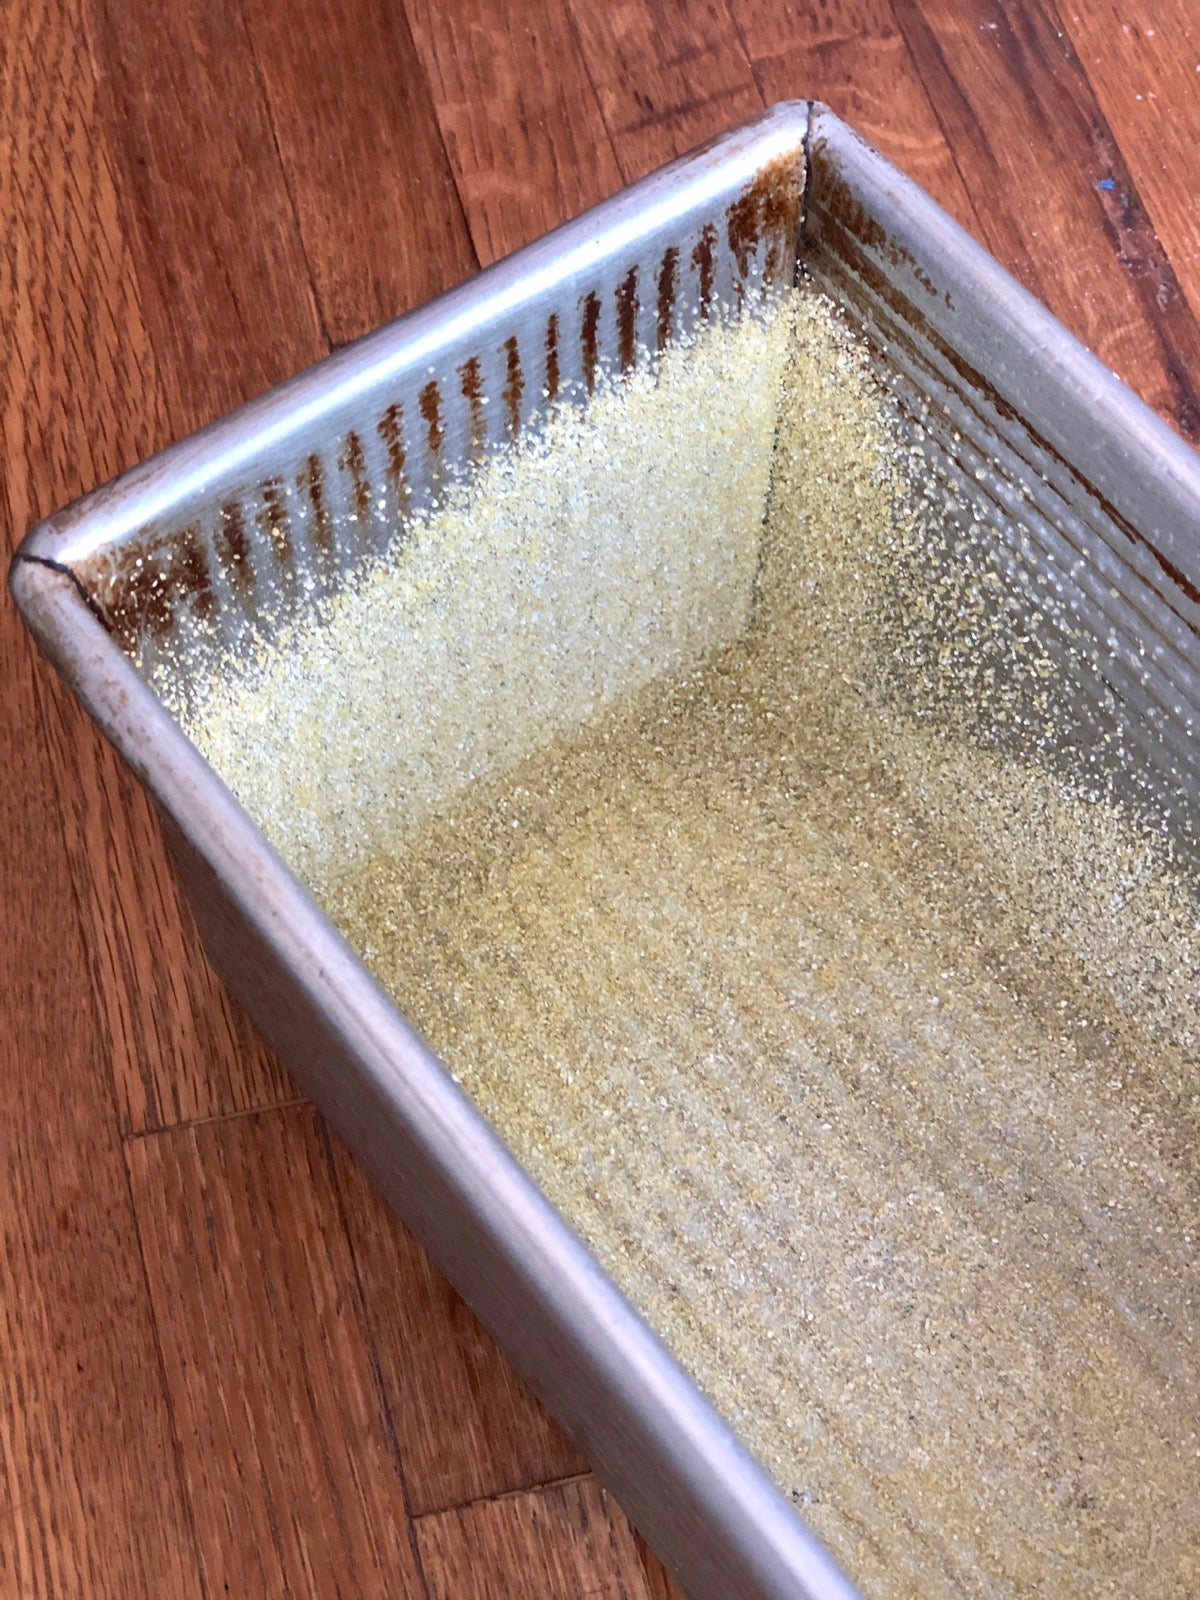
187, 290, 1200, 1599
186, 306, 792, 894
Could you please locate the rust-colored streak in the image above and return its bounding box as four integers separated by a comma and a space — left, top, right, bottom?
502, 336, 524, 436
338, 430, 373, 525
759, 152, 803, 286
544, 312, 561, 402
258, 476, 293, 572
581, 292, 601, 394
656, 247, 678, 355
616, 266, 638, 374
459, 356, 486, 458
728, 152, 803, 288
176, 526, 216, 621
376, 402, 410, 508
692, 225, 716, 321
419, 379, 445, 461
813, 178, 1200, 625
104, 525, 215, 648
299, 453, 333, 555
111, 552, 172, 645
726, 189, 760, 282
217, 500, 254, 598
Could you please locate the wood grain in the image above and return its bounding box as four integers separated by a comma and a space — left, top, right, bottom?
414, 1477, 654, 1600
246, 0, 477, 347
49, 736, 296, 1133
403, 0, 624, 264
5, 1, 1199, 1596
1059, 1, 1200, 325
892, 0, 1200, 439
125, 1106, 425, 1599
2, 6, 200, 1590
86, 0, 326, 436
329, 1137, 586, 1517
568, 0, 761, 181
0, 667, 197, 1600
736, 0, 980, 228
37, 0, 327, 1135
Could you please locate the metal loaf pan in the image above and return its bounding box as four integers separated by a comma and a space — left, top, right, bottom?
11, 104, 1200, 1600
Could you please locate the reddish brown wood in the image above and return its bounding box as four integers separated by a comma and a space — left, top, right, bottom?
403, 0, 624, 264
125, 1106, 426, 1599
414, 1477, 655, 1600
1059, 1, 1200, 326
86, 0, 327, 436
246, 0, 477, 346
891, 0, 1200, 439
49, 732, 296, 1132
1, 5, 202, 1593
329, 1137, 587, 1516
736, 0, 981, 229
568, 0, 762, 181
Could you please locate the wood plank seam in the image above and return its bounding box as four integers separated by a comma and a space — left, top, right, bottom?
119, 1135, 215, 1600
1048, 0, 1200, 435
890, 0, 1200, 438
723, 10, 773, 116
411, 1469, 596, 1521
242, 32, 337, 358
121, 1096, 312, 1142
312, 1115, 437, 1600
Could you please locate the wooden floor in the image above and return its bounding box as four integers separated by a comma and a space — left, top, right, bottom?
3, 2, 1198, 1595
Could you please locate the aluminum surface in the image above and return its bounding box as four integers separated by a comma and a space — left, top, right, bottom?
12, 101, 1200, 1598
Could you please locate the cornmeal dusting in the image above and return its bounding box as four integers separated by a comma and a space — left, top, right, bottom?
185, 290, 1200, 1599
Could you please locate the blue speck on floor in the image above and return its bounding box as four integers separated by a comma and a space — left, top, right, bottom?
1096, 176, 1116, 191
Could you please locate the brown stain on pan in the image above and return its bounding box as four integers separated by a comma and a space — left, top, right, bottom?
545, 312, 561, 402
616, 266, 639, 373
419, 379, 445, 464
692, 225, 716, 321
376, 401, 411, 511
459, 356, 486, 459
810, 151, 1200, 623
657, 247, 678, 354
581, 292, 601, 395
338, 431, 373, 528
727, 152, 804, 288
298, 453, 334, 558
87, 523, 215, 650
216, 500, 254, 599
257, 476, 293, 577
175, 526, 216, 622
502, 335, 524, 437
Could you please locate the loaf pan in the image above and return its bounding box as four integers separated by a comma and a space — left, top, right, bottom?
11, 103, 1200, 1600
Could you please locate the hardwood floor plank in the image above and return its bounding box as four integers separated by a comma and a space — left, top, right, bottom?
86, 0, 327, 436
2, 6, 202, 1587
891, 0, 1200, 439
1059, 1, 1200, 326
735, 0, 980, 227
246, 0, 477, 347
46, 729, 296, 1133
125, 1106, 426, 1599
0, 663, 200, 1600
415, 1477, 654, 1600
50, 0, 326, 1132
403, 0, 624, 264
328, 1135, 586, 1516
568, 0, 761, 181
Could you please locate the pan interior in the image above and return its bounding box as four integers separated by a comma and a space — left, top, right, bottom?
184, 282, 1200, 1600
